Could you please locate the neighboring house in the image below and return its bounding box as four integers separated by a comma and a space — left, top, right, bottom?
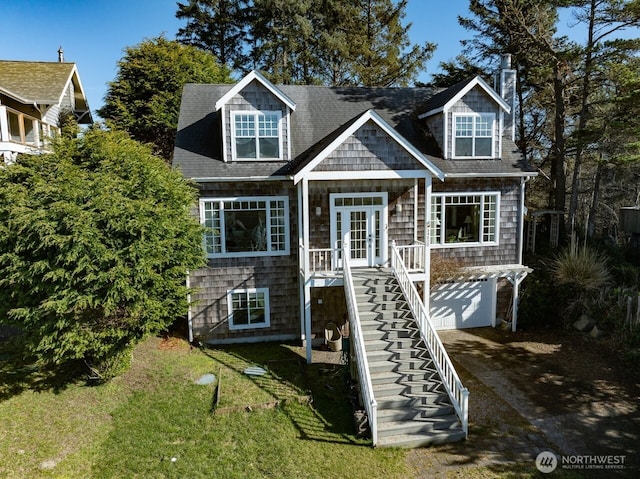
174, 56, 536, 447
0, 52, 92, 163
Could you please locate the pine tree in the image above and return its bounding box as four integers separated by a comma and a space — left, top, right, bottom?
176, 0, 249, 70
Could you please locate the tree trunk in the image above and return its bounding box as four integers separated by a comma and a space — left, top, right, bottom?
587, 159, 603, 239
568, 0, 597, 231
551, 62, 567, 221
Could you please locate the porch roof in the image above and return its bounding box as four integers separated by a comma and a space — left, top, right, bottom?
458, 264, 532, 280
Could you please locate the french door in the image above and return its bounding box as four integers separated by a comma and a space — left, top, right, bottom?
331, 193, 387, 268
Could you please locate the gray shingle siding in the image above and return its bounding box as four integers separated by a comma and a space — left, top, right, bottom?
191, 180, 300, 342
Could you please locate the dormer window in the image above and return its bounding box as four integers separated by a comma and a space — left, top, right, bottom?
453, 113, 495, 158
232, 111, 282, 161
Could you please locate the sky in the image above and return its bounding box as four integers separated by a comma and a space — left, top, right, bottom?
2, 0, 593, 118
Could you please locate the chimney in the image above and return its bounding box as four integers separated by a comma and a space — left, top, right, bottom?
494, 53, 516, 141
58, 47, 64, 63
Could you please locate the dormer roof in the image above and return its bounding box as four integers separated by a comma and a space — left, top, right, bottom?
418, 76, 510, 119
214, 70, 296, 112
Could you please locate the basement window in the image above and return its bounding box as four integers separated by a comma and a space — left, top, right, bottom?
227, 288, 270, 330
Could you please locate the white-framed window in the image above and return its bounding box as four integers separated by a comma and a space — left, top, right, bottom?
227, 288, 270, 330
453, 113, 495, 158
200, 196, 289, 258
232, 110, 282, 160
430, 192, 499, 246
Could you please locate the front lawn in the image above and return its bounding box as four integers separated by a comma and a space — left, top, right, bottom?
0, 336, 406, 479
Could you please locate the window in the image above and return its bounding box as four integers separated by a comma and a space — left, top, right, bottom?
453, 113, 495, 158
201, 196, 289, 257
227, 288, 270, 330
232, 111, 282, 160
430, 193, 499, 246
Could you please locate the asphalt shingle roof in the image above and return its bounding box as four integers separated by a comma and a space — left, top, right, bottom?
0, 61, 77, 104
173, 81, 535, 180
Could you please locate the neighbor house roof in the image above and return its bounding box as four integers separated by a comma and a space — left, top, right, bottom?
174, 81, 535, 181
0, 60, 91, 118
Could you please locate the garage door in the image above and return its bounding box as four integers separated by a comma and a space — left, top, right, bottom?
430, 279, 496, 330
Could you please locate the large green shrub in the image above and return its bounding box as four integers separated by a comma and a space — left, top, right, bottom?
0, 126, 205, 379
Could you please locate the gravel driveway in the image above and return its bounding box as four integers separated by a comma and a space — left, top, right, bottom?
406, 327, 640, 478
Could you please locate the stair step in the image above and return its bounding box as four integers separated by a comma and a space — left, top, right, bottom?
373, 381, 450, 399
370, 369, 442, 386
363, 338, 423, 351
360, 317, 417, 330
366, 356, 435, 373
376, 430, 467, 448
365, 347, 429, 362
377, 415, 461, 437
356, 301, 409, 312
377, 403, 455, 420
376, 393, 453, 410
359, 310, 414, 322
362, 328, 418, 342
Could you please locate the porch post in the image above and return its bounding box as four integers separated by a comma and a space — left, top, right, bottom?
508, 271, 528, 332
301, 178, 313, 364
423, 177, 432, 309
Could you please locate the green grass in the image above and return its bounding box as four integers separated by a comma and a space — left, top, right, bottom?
0, 336, 588, 479
0, 337, 406, 479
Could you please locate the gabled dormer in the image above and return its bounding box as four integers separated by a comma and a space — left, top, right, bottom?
418, 76, 511, 161
214, 70, 296, 163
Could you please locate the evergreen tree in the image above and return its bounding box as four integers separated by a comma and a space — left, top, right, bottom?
174, 0, 433, 86
346, 0, 435, 86
0, 127, 205, 379
98, 36, 232, 162
176, 0, 249, 70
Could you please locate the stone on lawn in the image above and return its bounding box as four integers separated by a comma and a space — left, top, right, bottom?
589, 325, 605, 339
573, 315, 595, 332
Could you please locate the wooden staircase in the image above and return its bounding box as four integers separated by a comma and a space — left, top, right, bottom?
351, 268, 466, 448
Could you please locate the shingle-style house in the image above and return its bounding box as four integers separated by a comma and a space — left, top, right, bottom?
173, 56, 536, 447
0, 52, 92, 163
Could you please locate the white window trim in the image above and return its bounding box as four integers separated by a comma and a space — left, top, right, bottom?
231, 110, 283, 162
200, 196, 290, 258
227, 288, 271, 331
452, 112, 496, 159
430, 191, 500, 248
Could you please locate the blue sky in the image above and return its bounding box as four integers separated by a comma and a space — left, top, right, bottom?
2, 0, 592, 117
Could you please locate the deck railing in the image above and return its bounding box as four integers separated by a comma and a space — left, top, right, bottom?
390, 241, 469, 437
342, 244, 378, 445
309, 247, 338, 273
394, 242, 425, 271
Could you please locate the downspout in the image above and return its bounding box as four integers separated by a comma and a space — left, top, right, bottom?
186, 272, 193, 343
413, 178, 418, 244
518, 177, 527, 264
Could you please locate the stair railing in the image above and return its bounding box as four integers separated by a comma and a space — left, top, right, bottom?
342, 241, 378, 445
390, 242, 469, 436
